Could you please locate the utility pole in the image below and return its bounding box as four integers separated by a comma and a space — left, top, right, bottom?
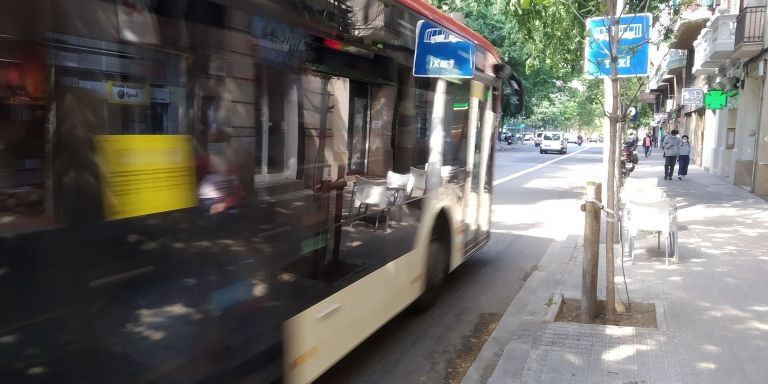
602, 0, 625, 321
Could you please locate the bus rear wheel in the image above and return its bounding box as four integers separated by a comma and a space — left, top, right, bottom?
411, 239, 449, 312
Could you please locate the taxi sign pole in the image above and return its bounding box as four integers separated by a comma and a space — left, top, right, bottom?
602, 0, 625, 321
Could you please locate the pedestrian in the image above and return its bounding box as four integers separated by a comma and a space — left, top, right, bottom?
677, 135, 692, 180
662, 130, 680, 180
642, 132, 653, 158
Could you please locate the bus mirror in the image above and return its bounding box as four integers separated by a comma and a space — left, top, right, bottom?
505, 79, 524, 117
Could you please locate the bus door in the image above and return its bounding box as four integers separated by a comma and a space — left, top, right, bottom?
461, 80, 488, 248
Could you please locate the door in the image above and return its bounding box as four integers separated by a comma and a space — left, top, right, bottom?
256, 67, 287, 182
348, 81, 369, 175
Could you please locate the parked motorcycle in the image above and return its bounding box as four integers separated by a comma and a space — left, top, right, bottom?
621, 139, 638, 177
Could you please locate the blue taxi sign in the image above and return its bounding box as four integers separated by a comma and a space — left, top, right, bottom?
413, 20, 475, 78
584, 13, 652, 78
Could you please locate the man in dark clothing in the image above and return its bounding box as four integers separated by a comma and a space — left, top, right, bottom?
662, 130, 680, 180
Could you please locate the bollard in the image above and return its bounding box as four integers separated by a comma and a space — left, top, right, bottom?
581, 181, 601, 323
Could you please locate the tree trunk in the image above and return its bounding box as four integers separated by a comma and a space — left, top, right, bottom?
604, 0, 625, 322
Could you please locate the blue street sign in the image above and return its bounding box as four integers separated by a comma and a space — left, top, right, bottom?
413, 20, 475, 78
584, 13, 652, 78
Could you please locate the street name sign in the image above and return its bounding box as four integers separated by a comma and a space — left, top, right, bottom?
682, 88, 704, 105
584, 13, 652, 78
413, 20, 475, 78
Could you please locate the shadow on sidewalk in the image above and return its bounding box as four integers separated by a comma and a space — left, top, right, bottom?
464, 151, 768, 384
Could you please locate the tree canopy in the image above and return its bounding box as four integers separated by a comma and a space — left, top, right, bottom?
429, 0, 667, 132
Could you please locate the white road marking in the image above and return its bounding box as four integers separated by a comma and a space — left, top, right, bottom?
493, 146, 594, 186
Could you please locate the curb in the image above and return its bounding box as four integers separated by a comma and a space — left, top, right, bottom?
461, 235, 581, 384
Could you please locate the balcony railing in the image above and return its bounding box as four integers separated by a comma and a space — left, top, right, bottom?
735, 6, 765, 47
665, 49, 688, 70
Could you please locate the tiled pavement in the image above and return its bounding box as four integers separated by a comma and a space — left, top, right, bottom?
463, 151, 768, 384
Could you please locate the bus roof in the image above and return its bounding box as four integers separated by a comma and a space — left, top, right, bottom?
397, 0, 502, 62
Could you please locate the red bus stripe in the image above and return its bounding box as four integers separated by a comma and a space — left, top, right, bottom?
396, 0, 502, 61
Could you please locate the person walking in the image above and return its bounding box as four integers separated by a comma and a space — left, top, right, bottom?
642, 132, 653, 158
662, 129, 680, 180
677, 135, 692, 180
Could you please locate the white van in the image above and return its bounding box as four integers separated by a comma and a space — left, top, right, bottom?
539, 132, 568, 154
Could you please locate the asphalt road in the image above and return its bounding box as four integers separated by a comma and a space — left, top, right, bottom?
316, 141, 604, 384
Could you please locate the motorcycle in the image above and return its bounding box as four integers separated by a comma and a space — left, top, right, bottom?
621, 139, 639, 177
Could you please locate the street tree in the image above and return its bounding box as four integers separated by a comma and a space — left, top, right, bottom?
431, 0, 671, 321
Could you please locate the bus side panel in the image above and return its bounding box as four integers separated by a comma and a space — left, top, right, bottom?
282, 248, 424, 384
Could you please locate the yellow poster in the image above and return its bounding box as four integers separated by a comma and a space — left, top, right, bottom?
96, 135, 197, 220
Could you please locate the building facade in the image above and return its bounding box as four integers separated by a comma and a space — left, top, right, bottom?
648, 0, 767, 197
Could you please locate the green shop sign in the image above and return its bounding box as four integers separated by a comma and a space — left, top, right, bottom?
704, 90, 727, 110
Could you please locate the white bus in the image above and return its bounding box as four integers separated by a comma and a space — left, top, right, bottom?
0, 0, 523, 383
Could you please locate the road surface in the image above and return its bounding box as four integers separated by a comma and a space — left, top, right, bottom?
316, 141, 604, 384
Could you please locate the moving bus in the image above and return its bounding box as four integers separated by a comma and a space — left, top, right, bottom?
0, 1, 523, 383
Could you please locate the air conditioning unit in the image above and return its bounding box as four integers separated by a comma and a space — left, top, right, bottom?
750, 60, 766, 79
715, 76, 739, 91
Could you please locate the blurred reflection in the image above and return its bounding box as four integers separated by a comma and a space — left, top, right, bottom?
54, 87, 103, 224
0, 0, 503, 383
198, 145, 245, 215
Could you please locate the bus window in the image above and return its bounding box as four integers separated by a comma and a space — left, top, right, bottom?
0, 45, 50, 233
445, 80, 470, 169
366, 84, 397, 177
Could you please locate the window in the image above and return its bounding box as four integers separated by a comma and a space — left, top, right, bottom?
445, 80, 470, 167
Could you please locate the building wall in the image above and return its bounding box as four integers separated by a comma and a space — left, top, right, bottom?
731, 74, 762, 188
753, 63, 768, 196
702, 108, 718, 171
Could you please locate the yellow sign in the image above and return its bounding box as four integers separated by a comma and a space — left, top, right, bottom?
106, 81, 149, 105
96, 135, 197, 220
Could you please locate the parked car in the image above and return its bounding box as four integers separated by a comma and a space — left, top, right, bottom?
534, 132, 544, 147
540, 132, 568, 154
588, 135, 598, 143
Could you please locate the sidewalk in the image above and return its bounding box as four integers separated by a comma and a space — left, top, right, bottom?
463, 151, 768, 383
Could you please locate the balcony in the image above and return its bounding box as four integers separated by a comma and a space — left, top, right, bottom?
692, 13, 737, 76
733, 6, 766, 59
664, 49, 689, 73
